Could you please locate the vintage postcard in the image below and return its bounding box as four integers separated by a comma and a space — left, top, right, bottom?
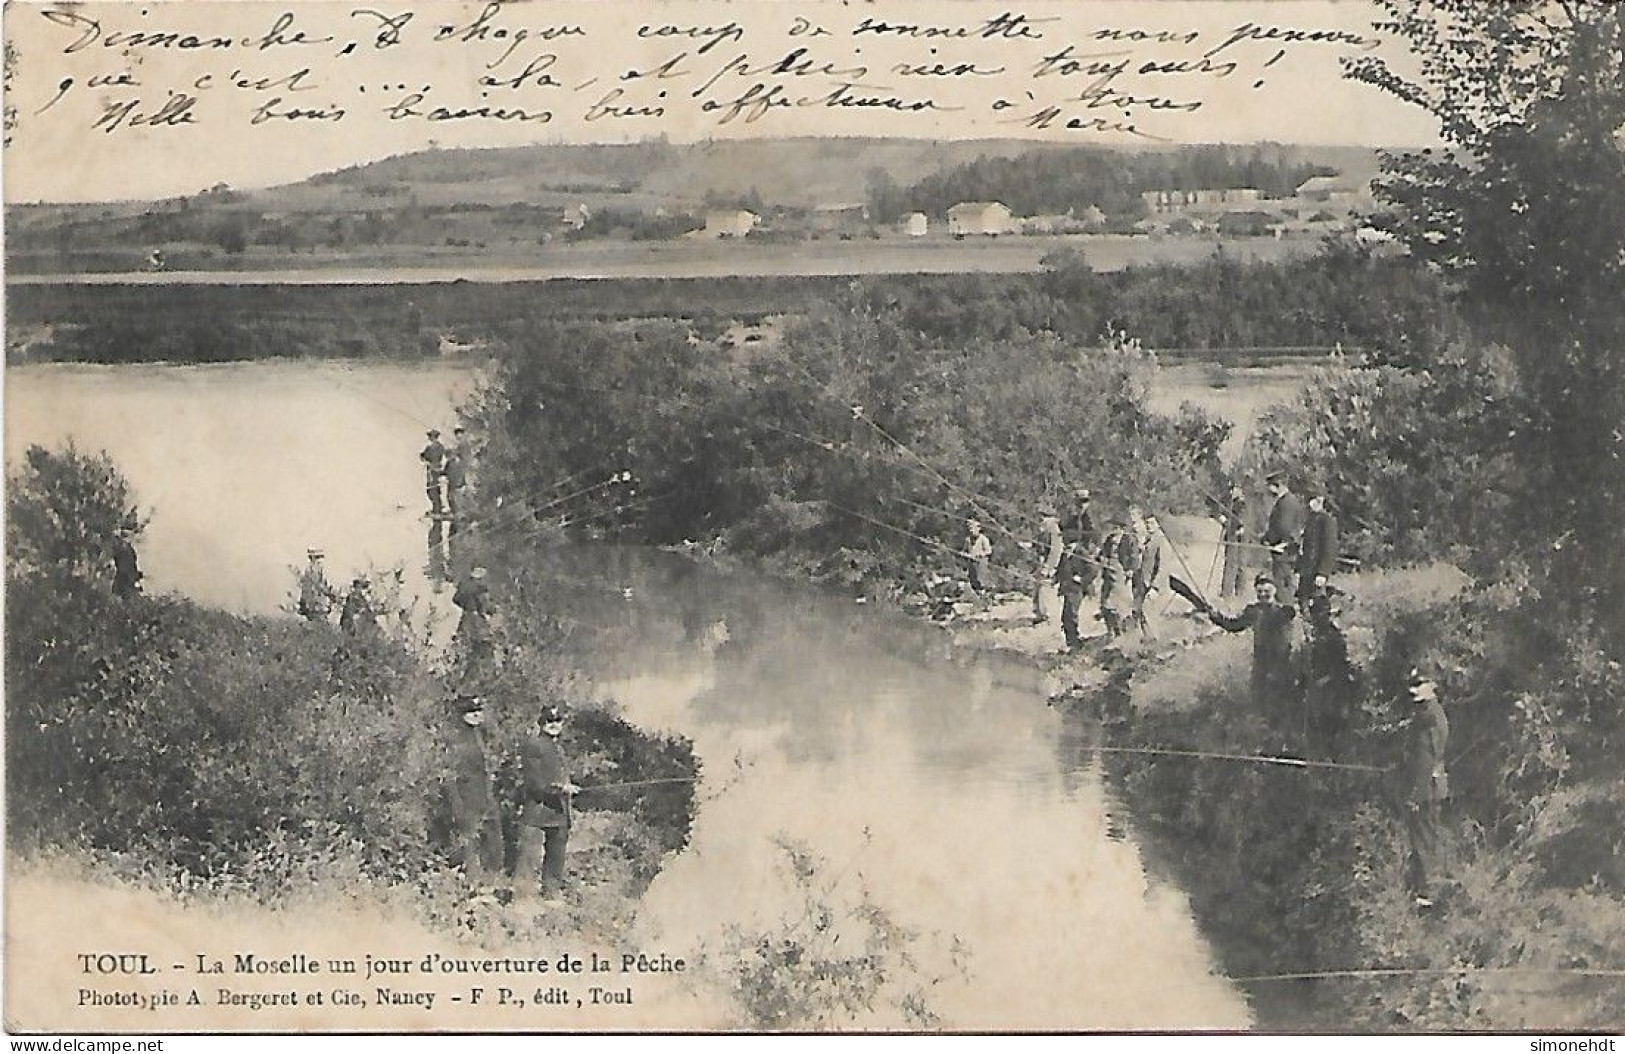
4, 0, 1622, 1035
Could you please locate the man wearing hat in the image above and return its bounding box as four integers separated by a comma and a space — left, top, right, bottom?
1301, 586, 1358, 758
110, 515, 143, 598
339, 575, 376, 638
1402, 672, 1450, 907
1296, 492, 1340, 603
445, 694, 503, 888
1200, 573, 1297, 714
1055, 488, 1098, 651
1031, 506, 1064, 624
442, 429, 470, 523
454, 565, 495, 668
512, 705, 578, 902
421, 429, 448, 517
1262, 472, 1305, 591
297, 549, 338, 623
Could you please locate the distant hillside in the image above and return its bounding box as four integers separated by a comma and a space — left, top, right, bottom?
4, 138, 1382, 273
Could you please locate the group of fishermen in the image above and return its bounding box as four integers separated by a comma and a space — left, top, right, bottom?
446, 694, 577, 906
997, 471, 1448, 906
421, 426, 472, 522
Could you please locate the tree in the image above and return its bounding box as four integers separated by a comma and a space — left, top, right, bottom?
1345, 2, 1625, 591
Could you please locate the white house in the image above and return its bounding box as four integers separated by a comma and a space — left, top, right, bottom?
947, 201, 1015, 237
903, 212, 929, 237
704, 209, 759, 238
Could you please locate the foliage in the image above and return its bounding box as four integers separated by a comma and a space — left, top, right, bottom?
1347, 0, 1625, 594
1237, 342, 1528, 570
5, 447, 697, 923
697, 835, 967, 1029
466, 302, 1227, 596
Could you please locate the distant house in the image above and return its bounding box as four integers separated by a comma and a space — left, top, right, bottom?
1141, 188, 1263, 214
903, 212, 929, 237
704, 209, 759, 238
1296, 175, 1374, 206
947, 202, 1015, 237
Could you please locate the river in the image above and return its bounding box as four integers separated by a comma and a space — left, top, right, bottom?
4, 359, 1282, 1028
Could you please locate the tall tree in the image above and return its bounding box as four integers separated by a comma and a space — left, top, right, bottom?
1346, 1, 1625, 591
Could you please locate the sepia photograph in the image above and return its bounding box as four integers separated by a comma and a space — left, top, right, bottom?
2, 0, 1622, 1036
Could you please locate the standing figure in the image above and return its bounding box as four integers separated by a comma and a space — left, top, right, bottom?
1296, 493, 1341, 603
297, 549, 338, 623
1263, 472, 1306, 592
1301, 588, 1358, 758
1055, 489, 1098, 650
339, 576, 376, 638
444, 694, 503, 888
1217, 484, 1250, 598
513, 705, 578, 901
110, 516, 143, 598
1201, 574, 1298, 716
421, 429, 448, 517
1097, 514, 1139, 640
1402, 673, 1450, 907
442, 441, 469, 524
965, 519, 993, 594
1131, 512, 1164, 639
453, 565, 495, 668
1032, 507, 1064, 624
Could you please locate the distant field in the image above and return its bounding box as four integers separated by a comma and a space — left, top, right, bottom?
7, 234, 1319, 286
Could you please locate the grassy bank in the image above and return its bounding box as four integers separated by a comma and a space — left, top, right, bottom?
5, 445, 699, 944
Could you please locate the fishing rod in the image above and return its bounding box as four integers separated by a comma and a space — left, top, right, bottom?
1084, 744, 1387, 773
1231, 966, 1625, 985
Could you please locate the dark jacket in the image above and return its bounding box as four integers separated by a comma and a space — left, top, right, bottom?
111, 536, 142, 596
1133, 531, 1163, 597
518, 732, 571, 829
446, 723, 496, 820
420, 439, 447, 481
1055, 507, 1097, 587
1407, 699, 1450, 801
1298, 509, 1340, 581
443, 452, 468, 489
1211, 601, 1296, 675
1264, 492, 1306, 550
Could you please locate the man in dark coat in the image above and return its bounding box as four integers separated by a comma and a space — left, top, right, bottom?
421, 429, 447, 516
1202, 573, 1297, 714
1296, 493, 1340, 603
512, 704, 578, 901
1301, 588, 1358, 758
1131, 513, 1164, 639
1263, 472, 1306, 590
1097, 513, 1140, 640
1055, 489, 1098, 651
445, 695, 503, 887
110, 517, 143, 598
1402, 673, 1450, 907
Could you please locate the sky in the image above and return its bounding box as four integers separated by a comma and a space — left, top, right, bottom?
1, 0, 1440, 203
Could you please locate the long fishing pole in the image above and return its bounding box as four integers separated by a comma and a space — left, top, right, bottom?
1085, 744, 1387, 773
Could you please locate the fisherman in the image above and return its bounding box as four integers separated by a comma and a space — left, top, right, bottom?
1200, 573, 1297, 714
1263, 472, 1306, 591
444, 694, 503, 889
1402, 672, 1450, 908
512, 704, 579, 902
1131, 512, 1164, 639
421, 429, 448, 517
1296, 492, 1341, 603
1096, 513, 1139, 640
965, 519, 993, 594
1056, 488, 1098, 650
297, 550, 338, 623
442, 434, 469, 522
1032, 506, 1064, 625
1217, 484, 1250, 598
110, 515, 143, 598
339, 575, 376, 637
454, 565, 495, 666
1301, 586, 1359, 758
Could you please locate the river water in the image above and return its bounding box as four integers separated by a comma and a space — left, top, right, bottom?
5, 360, 1266, 1029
